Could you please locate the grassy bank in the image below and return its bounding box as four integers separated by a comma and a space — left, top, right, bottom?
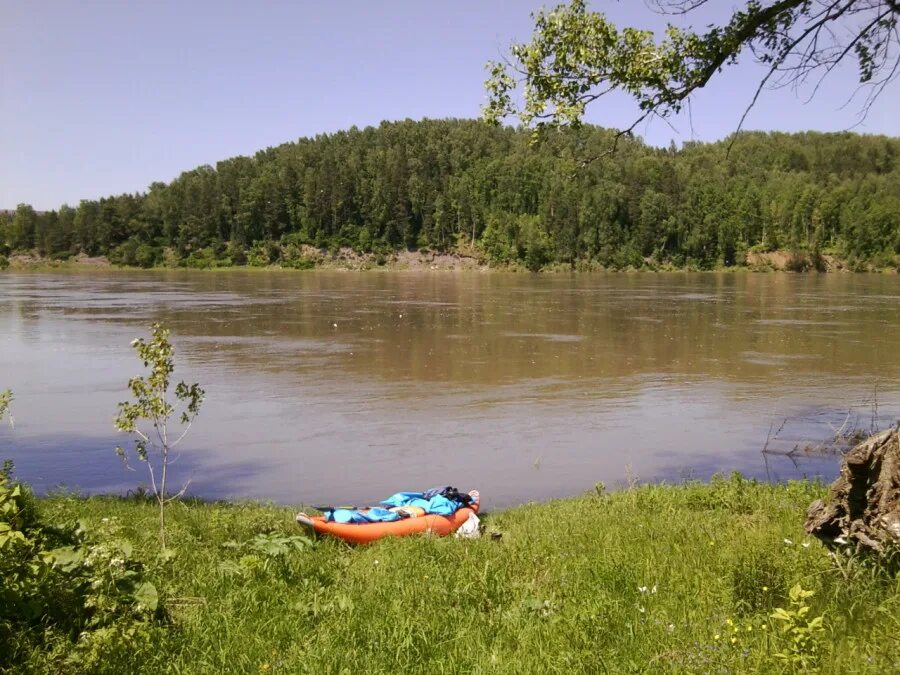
10, 476, 899, 673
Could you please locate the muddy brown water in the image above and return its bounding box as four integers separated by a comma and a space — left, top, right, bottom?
1, 270, 898, 508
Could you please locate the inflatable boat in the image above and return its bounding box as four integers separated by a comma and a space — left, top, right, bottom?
295, 490, 479, 545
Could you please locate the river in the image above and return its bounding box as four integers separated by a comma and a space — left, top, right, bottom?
1, 270, 898, 508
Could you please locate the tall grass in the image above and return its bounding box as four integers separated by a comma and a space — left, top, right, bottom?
24, 474, 900, 673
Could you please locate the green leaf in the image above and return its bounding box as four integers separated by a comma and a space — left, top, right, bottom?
133, 581, 158, 612
158, 547, 177, 563
218, 560, 244, 576
46, 545, 86, 569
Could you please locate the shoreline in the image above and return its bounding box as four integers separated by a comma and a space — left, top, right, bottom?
3, 248, 898, 274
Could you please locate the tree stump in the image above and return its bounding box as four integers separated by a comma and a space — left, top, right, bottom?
805, 425, 900, 554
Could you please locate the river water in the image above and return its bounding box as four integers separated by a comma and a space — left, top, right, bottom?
1, 270, 898, 508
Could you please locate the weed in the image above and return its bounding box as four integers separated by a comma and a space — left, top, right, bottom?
771, 584, 826, 669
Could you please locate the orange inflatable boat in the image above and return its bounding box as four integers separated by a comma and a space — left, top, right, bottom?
295, 490, 480, 545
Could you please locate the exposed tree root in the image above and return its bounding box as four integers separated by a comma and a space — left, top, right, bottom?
806, 425, 900, 555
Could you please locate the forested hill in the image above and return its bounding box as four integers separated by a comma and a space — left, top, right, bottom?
2, 119, 898, 271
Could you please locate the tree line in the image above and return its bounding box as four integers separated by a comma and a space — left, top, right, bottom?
1, 119, 898, 271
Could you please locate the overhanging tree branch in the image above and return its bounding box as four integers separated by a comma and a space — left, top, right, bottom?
484, 0, 900, 148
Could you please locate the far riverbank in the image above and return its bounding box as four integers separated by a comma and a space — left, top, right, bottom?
3, 246, 898, 273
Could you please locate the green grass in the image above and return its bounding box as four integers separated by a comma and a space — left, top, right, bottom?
23, 475, 900, 673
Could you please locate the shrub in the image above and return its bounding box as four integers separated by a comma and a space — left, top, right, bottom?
281, 244, 315, 269
810, 249, 827, 272
134, 244, 161, 269
685, 472, 758, 514
161, 247, 180, 268
220, 532, 314, 580
612, 244, 644, 270
109, 239, 161, 268
247, 240, 280, 267
109, 238, 140, 267
225, 240, 247, 265
867, 250, 897, 271
846, 255, 869, 272
182, 247, 219, 269
0, 254, 10, 270
357, 228, 373, 253
785, 250, 811, 272
371, 240, 393, 256
748, 242, 770, 254
0, 465, 159, 671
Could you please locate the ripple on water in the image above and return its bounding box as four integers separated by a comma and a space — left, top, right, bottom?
672, 292, 720, 301
502, 332, 585, 342
755, 318, 846, 326
740, 351, 820, 367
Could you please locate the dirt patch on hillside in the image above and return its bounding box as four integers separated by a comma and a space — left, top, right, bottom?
745, 250, 845, 272
6, 252, 110, 269
313, 247, 488, 271
391, 249, 487, 271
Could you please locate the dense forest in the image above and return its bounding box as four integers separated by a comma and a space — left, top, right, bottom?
1, 119, 898, 271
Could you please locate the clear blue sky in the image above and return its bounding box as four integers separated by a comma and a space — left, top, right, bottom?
2, 0, 898, 210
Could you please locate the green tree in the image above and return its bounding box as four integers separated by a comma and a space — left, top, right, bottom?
9, 204, 37, 251
484, 1, 900, 137
519, 214, 553, 271
73, 200, 102, 255
4, 118, 898, 272
47, 204, 75, 256
114, 324, 204, 549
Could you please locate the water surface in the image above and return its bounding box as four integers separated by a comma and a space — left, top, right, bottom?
1, 270, 898, 508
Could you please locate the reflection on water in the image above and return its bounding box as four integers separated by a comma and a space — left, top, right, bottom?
1, 270, 898, 508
